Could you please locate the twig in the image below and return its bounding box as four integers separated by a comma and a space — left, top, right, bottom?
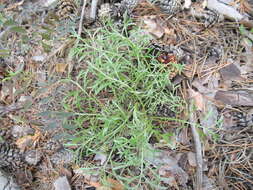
189, 99, 203, 190
78, 0, 88, 36
90, 0, 99, 21
4, 0, 24, 11
67, 0, 88, 74
0, 103, 24, 116
41, 39, 75, 65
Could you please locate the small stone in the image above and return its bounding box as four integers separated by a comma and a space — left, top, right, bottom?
31, 55, 46, 62
94, 153, 107, 165
18, 96, 33, 103
53, 176, 71, 190
0, 170, 20, 190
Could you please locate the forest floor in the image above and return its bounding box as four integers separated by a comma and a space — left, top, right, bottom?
0, 0, 253, 190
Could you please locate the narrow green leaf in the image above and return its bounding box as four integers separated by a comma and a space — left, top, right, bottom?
3, 19, 16, 26
0, 49, 10, 57
62, 123, 78, 130
9, 26, 27, 33
37, 111, 52, 117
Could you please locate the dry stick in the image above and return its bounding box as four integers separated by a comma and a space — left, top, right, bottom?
78, 0, 88, 36
67, 0, 88, 74
189, 100, 203, 190
90, 0, 99, 20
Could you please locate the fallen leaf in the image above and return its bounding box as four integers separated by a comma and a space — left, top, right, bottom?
177, 127, 190, 145
187, 152, 197, 167
214, 90, 253, 106
16, 130, 41, 151
97, 187, 111, 190
16, 135, 33, 151
219, 63, 242, 81
74, 168, 101, 187
0, 81, 15, 103
202, 175, 218, 190
159, 163, 189, 187
143, 145, 178, 167
199, 99, 218, 137
192, 79, 212, 94
0, 102, 24, 116
107, 178, 124, 190
188, 88, 205, 111
94, 153, 107, 165
59, 167, 73, 179
55, 63, 67, 73
142, 16, 165, 38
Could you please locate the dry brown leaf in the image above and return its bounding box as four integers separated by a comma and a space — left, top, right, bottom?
15, 130, 41, 151
188, 88, 205, 111
0, 82, 15, 103
159, 163, 189, 187
202, 175, 218, 190
97, 187, 111, 190
55, 63, 67, 73
187, 152, 197, 167
59, 167, 73, 179
142, 16, 165, 38
87, 181, 101, 188
16, 135, 34, 151
219, 63, 242, 81
215, 90, 253, 106
4, 0, 24, 11
199, 99, 218, 137
177, 127, 190, 145
143, 147, 177, 167
107, 178, 124, 190
74, 168, 101, 188
192, 79, 212, 94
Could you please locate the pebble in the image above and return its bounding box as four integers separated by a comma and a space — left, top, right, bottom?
53, 176, 71, 190
0, 170, 20, 190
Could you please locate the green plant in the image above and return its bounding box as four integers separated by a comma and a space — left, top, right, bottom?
62, 19, 184, 189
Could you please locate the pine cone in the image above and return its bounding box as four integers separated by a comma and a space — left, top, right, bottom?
119, 0, 140, 15
231, 112, 249, 128
0, 143, 25, 168
154, 0, 182, 15
157, 104, 176, 117
98, 3, 112, 19
57, 0, 77, 19
0, 129, 12, 141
